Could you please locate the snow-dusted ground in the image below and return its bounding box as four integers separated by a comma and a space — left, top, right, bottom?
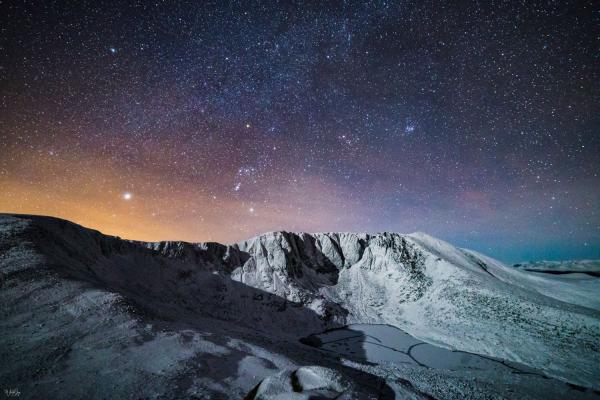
1, 214, 599, 399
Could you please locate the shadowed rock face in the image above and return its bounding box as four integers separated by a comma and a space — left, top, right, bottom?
1, 213, 600, 395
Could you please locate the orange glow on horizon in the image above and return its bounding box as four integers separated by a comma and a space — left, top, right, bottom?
0, 149, 369, 243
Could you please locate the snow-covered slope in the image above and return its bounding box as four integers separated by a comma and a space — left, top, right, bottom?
1, 214, 600, 398
483, 258, 600, 311
508, 260, 600, 311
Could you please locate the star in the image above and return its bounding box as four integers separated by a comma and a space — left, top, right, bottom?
0, 1, 596, 262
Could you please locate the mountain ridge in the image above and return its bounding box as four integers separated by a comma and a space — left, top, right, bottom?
1, 213, 600, 397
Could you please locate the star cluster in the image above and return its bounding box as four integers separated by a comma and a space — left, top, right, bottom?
1, 1, 599, 261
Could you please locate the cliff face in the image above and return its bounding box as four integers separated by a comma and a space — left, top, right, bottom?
1, 213, 600, 391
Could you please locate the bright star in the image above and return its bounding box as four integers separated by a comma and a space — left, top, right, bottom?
122, 192, 133, 200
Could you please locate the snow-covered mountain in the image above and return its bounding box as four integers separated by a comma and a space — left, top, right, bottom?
231, 230, 600, 388
1, 214, 599, 399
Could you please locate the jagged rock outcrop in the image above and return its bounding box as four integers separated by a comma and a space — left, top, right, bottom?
244, 366, 364, 400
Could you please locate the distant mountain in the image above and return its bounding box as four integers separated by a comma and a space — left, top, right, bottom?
1, 214, 599, 399
514, 260, 600, 276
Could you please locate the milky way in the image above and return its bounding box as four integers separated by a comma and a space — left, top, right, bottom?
1, 1, 599, 261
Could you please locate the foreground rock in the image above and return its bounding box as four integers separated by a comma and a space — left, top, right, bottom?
245, 366, 365, 400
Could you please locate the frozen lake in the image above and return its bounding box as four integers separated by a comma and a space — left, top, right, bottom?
302, 324, 535, 374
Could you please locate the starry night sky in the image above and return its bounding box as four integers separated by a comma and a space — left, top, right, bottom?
1, 1, 599, 262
